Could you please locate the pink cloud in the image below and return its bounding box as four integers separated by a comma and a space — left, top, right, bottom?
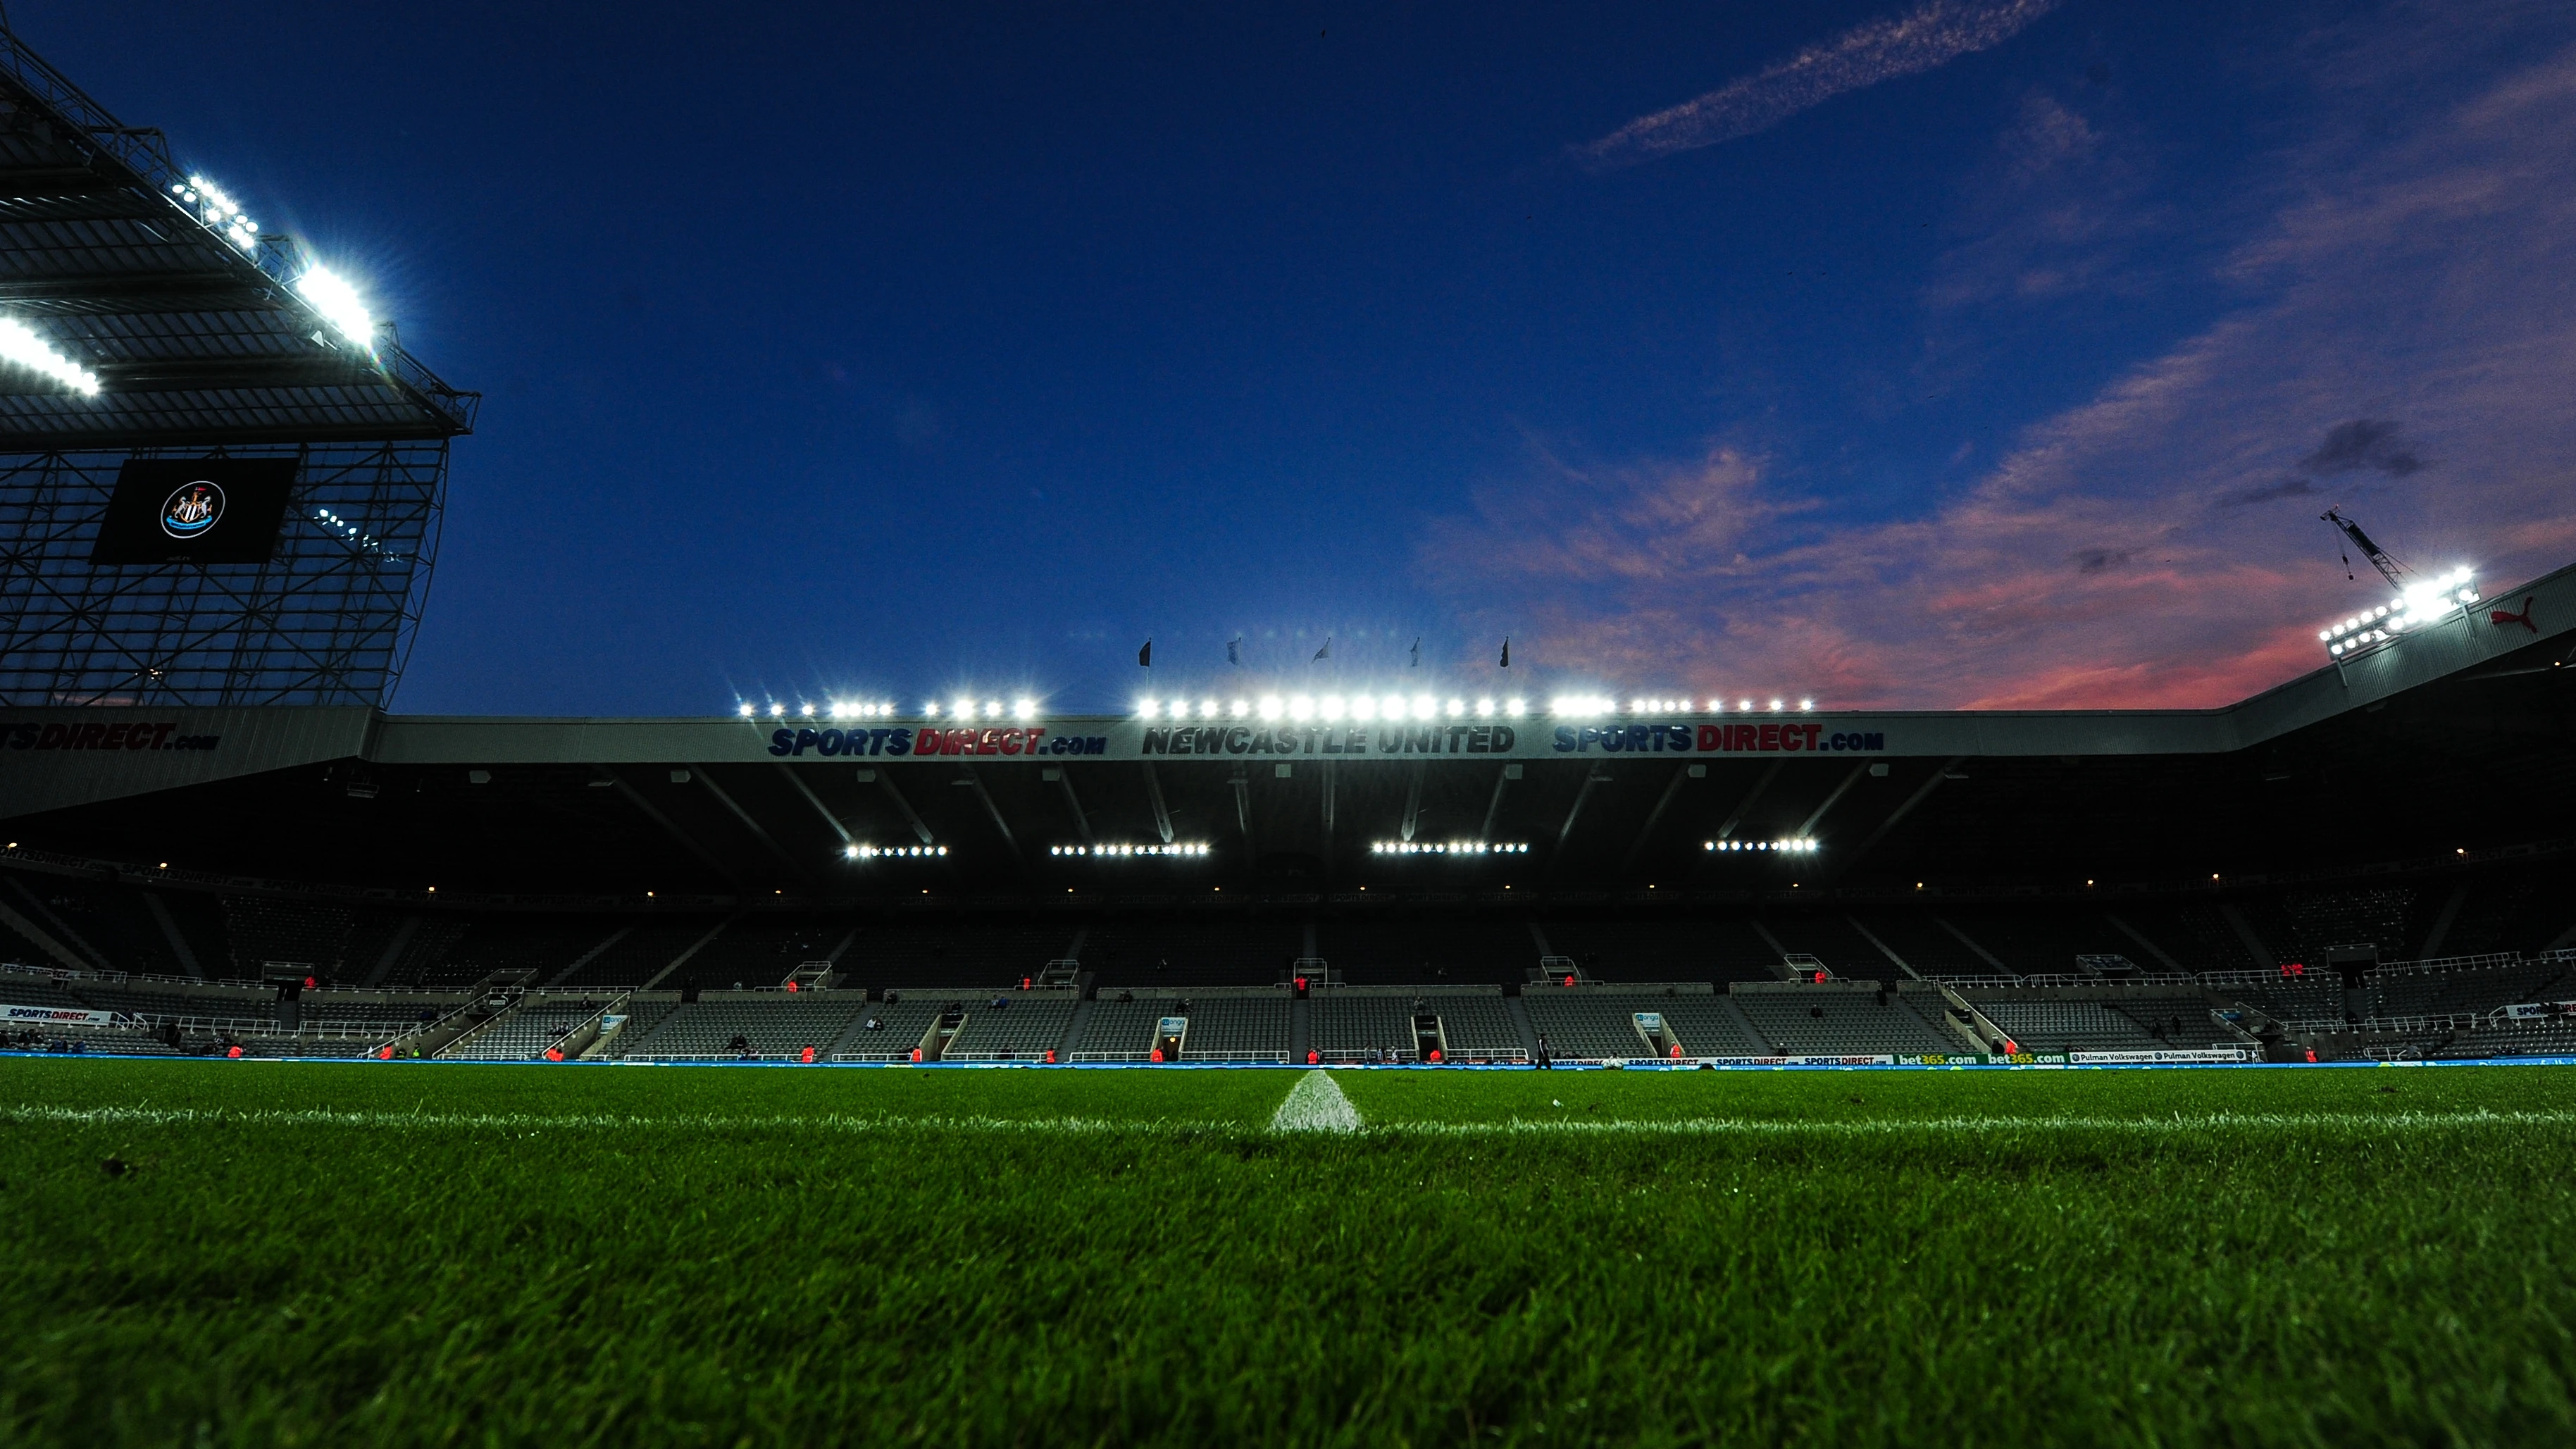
1429, 37, 2576, 709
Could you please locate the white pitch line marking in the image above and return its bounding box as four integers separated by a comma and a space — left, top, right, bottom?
1269, 1070, 1362, 1133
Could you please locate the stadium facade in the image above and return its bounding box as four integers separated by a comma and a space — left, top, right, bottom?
1, 27, 2572, 1071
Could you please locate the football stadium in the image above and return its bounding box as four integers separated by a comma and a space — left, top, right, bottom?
9, 15, 2576, 1447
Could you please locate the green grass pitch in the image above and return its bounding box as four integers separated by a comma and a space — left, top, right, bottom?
7, 1058, 2576, 1445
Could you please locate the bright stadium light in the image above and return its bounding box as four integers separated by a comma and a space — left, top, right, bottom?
1229, 699, 1248, 718
1197, 697, 1217, 719
799, 703, 815, 717
1411, 695, 1435, 720
735, 701, 754, 718
1381, 693, 1405, 719
1505, 698, 1526, 717
1319, 694, 1345, 721
923, 702, 940, 716
1798, 699, 1814, 711
174, 175, 260, 251
1445, 698, 1465, 717
767, 702, 785, 719
1258, 695, 1283, 721
1769, 699, 1784, 711
1474, 698, 1493, 717
1352, 695, 1378, 721
1013, 699, 1036, 721
294, 265, 376, 349
0, 318, 102, 395
1137, 698, 1160, 719
1289, 695, 1315, 721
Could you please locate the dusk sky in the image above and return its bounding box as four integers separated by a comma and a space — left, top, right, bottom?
51, 1, 2576, 715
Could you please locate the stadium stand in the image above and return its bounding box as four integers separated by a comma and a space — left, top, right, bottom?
612, 992, 871, 1060
679, 916, 851, 988
549, 918, 720, 989
220, 896, 363, 979
1520, 986, 1729, 1060
1078, 919, 1301, 986
445, 998, 610, 1061
829, 996, 950, 1061
943, 994, 1080, 1059
1322, 916, 1536, 985
1538, 914, 1781, 983
840, 921, 1076, 989
1730, 985, 1958, 1056
394, 915, 622, 989
1068, 997, 1174, 1060
1757, 914, 1903, 980
1963, 991, 2236, 1052
1847, 912, 1994, 978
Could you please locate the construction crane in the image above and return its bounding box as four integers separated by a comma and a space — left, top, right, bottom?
2321, 507, 2410, 591
2314, 508, 2482, 660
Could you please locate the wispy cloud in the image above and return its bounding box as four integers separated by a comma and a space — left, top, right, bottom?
1438, 28, 2576, 709
1574, 0, 2062, 170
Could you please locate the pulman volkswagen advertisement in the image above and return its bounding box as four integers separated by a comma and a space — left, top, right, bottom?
89, 457, 297, 566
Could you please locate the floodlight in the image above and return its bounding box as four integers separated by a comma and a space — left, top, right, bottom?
1230, 699, 1248, 718
1352, 695, 1377, 721
1013, 699, 1035, 720
1445, 698, 1464, 716
1196, 698, 1217, 719
1505, 699, 1526, 717
1769, 699, 1784, 711
767, 702, 785, 718
1320, 695, 1345, 721
1137, 699, 1159, 719
1290, 695, 1314, 721
1381, 693, 1405, 719
1411, 695, 1435, 720
1475, 698, 1493, 717
294, 266, 376, 349
1258, 695, 1283, 720
923, 702, 940, 716
735, 702, 754, 717
1798, 699, 1814, 711
983, 700, 1000, 718
0, 318, 102, 395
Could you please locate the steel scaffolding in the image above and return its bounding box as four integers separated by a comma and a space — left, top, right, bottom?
0, 441, 449, 705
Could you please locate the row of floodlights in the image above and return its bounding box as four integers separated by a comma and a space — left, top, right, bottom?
1145, 695, 1515, 722
845, 844, 947, 859
1138, 695, 1817, 721
2320, 569, 2477, 657
1553, 697, 1812, 716
173, 176, 258, 252
1705, 838, 1820, 853
0, 318, 100, 395
1050, 843, 1211, 857
740, 699, 1041, 721
171, 175, 375, 347
738, 693, 1822, 722
1369, 841, 1530, 855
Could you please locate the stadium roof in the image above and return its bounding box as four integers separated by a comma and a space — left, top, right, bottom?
0, 558, 2568, 906
0, 28, 475, 448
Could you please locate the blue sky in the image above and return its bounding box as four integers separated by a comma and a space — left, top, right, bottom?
50, 1, 2576, 713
